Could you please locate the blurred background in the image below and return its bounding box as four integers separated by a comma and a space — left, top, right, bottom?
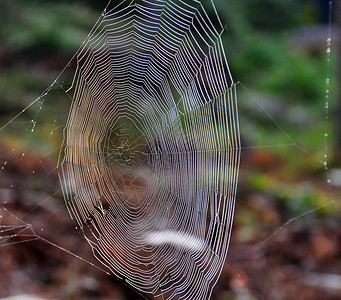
0, 0, 340, 299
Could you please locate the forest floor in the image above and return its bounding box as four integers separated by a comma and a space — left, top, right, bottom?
0, 145, 340, 300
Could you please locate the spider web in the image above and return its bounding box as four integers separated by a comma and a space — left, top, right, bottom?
0, 0, 336, 299
0, 0, 239, 298
56, 0, 240, 298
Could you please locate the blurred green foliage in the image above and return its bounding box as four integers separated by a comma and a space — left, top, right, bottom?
249, 172, 332, 217
219, 0, 335, 154
0, 0, 337, 217
216, 0, 337, 217
0, 0, 98, 117
0, 0, 97, 54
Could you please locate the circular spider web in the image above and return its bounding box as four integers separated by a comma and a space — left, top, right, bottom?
59, 0, 240, 298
